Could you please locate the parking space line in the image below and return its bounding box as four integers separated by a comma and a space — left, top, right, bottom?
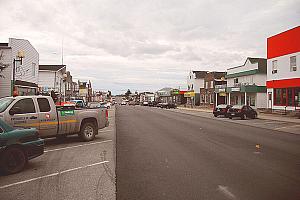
44, 140, 113, 153
0, 161, 109, 190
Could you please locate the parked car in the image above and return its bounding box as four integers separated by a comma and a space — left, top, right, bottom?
213, 104, 232, 117
228, 105, 258, 120
0, 119, 44, 174
128, 101, 136, 106
70, 99, 85, 108
0, 96, 109, 142
160, 102, 177, 109
143, 101, 149, 106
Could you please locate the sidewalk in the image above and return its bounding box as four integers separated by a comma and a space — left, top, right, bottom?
177, 106, 300, 124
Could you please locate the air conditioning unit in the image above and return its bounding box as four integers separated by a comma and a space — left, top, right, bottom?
272, 70, 277, 74
291, 66, 297, 71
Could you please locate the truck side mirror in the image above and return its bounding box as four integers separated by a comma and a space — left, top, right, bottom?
9, 107, 22, 115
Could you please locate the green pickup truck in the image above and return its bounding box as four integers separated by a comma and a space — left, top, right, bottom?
0, 119, 44, 174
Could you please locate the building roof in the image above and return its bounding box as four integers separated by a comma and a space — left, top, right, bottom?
192, 71, 208, 79
207, 71, 226, 79
39, 65, 66, 71
158, 87, 173, 92
15, 80, 38, 88
227, 57, 266, 70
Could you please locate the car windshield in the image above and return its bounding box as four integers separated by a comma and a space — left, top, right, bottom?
0, 97, 14, 113
232, 105, 243, 109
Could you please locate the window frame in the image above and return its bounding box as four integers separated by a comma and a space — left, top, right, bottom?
290, 56, 297, 72
37, 98, 51, 112
272, 60, 278, 74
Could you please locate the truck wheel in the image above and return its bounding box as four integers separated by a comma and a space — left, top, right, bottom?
0, 147, 27, 174
80, 122, 96, 142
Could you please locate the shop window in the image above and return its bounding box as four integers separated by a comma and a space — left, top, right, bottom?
272, 60, 278, 74
234, 78, 238, 84
290, 56, 297, 71
287, 88, 293, 106
282, 89, 287, 105
274, 89, 281, 105
295, 88, 300, 107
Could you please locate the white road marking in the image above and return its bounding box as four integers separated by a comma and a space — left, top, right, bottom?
274, 124, 300, 130
217, 185, 236, 200
0, 161, 109, 189
44, 140, 113, 153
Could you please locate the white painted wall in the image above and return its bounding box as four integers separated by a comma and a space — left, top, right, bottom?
256, 92, 267, 108
38, 70, 56, 91
187, 71, 204, 94
9, 38, 39, 84
0, 48, 12, 97
227, 74, 266, 87
267, 52, 300, 81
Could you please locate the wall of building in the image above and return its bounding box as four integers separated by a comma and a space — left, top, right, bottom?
9, 38, 39, 84
0, 48, 12, 97
267, 52, 300, 81
38, 70, 56, 91
256, 92, 267, 108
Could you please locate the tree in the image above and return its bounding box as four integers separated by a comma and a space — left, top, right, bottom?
125, 89, 132, 99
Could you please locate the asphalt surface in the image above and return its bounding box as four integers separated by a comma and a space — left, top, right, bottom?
0, 108, 116, 200
116, 105, 300, 200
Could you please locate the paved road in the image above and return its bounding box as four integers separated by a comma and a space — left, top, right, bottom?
116, 105, 300, 200
0, 109, 116, 200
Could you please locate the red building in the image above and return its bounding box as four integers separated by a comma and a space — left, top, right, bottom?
266, 26, 300, 110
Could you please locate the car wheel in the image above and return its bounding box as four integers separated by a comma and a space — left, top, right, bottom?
214, 114, 218, 117
0, 147, 27, 174
241, 114, 246, 120
80, 122, 96, 142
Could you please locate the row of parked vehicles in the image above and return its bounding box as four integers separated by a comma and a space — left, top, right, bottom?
126, 101, 177, 109
0, 95, 109, 174
213, 104, 258, 120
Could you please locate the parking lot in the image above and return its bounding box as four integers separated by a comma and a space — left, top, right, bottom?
0, 109, 116, 200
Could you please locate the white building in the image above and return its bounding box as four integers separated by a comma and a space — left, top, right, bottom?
0, 38, 39, 97
38, 65, 66, 95
266, 26, 300, 111
0, 45, 12, 97
187, 70, 207, 105
226, 57, 267, 109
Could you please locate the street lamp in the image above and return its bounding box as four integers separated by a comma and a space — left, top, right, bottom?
12, 51, 24, 96
63, 73, 67, 101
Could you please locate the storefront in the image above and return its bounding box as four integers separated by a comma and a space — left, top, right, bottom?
266, 26, 300, 111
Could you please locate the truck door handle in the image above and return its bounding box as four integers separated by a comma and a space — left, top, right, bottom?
30, 116, 38, 119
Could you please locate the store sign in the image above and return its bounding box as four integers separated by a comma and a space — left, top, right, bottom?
219, 92, 227, 96
79, 88, 88, 96
231, 88, 240, 92
184, 91, 195, 97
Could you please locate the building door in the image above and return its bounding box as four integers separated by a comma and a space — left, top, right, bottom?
268, 92, 272, 109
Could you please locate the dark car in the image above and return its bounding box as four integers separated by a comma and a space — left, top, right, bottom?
0, 119, 44, 174
160, 102, 177, 109
213, 104, 232, 117
227, 105, 258, 120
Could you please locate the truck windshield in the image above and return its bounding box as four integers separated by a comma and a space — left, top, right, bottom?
0, 98, 14, 113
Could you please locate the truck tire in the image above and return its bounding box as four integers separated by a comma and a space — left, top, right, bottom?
0, 147, 27, 174
80, 122, 96, 142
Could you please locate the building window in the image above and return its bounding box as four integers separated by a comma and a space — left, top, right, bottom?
210, 81, 214, 88
272, 60, 278, 74
32, 63, 36, 76
290, 56, 297, 71
205, 82, 208, 89
234, 78, 238, 84
274, 88, 281, 105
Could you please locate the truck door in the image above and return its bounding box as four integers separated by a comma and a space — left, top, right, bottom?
37, 97, 58, 137
8, 98, 39, 129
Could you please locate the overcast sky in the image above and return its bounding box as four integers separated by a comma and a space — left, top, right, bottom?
0, 0, 299, 94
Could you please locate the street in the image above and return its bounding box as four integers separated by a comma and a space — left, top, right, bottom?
0, 109, 116, 200
116, 105, 300, 200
